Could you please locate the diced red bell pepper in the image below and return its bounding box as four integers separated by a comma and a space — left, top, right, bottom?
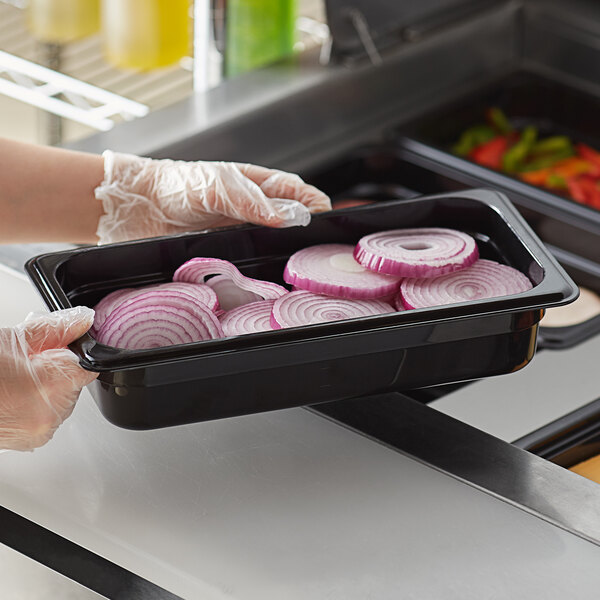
520, 168, 553, 186
469, 136, 511, 169
567, 175, 600, 209
577, 143, 600, 172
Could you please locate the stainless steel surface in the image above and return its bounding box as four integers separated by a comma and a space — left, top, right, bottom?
2, 268, 600, 598
431, 334, 600, 445
316, 392, 600, 547
0, 242, 75, 273
0, 543, 105, 600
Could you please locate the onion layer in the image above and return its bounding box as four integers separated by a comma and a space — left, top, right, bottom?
93, 282, 218, 332
173, 257, 288, 299
398, 259, 533, 309
206, 274, 263, 311
284, 243, 402, 299
271, 290, 394, 329
220, 300, 276, 336
354, 227, 478, 277
96, 288, 223, 349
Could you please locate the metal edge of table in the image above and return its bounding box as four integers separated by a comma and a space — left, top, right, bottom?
0, 505, 182, 600
310, 392, 600, 547
3, 391, 600, 600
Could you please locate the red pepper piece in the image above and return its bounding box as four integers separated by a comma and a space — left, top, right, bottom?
469, 136, 510, 170
577, 143, 600, 171
567, 175, 600, 209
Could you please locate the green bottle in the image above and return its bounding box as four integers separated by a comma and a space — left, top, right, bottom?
225, 0, 297, 77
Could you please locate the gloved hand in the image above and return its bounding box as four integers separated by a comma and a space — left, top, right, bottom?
0, 307, 98, 451
95, 151, 332, 244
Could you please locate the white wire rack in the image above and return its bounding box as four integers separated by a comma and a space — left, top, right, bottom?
0, 0, 327, 145
0, 49, 148, 131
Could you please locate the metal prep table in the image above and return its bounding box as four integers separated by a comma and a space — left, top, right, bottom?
1, 263, 600, 599
3, 0, 600, 596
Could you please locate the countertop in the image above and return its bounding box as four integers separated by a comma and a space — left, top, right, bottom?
2, 259, 600, 599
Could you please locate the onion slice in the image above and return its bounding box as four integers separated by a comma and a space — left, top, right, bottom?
220, 300, 276, 336
93, 288, 135, 332
271, 290, 395, 329
284, 243, 402, 299
173, 257, 288, 300
95, 288, 223, 349
354, 227, 478, 277
398, 258, 533, 309
206, 274, 263, 311
93, 281, 218, 332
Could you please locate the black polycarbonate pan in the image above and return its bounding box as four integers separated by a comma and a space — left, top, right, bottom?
26, 189, 577, 429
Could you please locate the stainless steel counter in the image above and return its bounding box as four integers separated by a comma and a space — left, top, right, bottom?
2, 262, 600, 599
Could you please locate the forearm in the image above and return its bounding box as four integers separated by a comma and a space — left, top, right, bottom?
0, 138, 104, 244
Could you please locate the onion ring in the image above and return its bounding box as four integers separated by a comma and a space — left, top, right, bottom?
354, 227, 478, 277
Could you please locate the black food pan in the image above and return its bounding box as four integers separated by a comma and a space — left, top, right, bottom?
396, 70, 600, 253
514, 398, 600, 475
537, 246, 600, 351
25, 189, 577, 430
305, 143, 600, 265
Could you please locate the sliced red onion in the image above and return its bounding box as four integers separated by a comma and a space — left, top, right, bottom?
283, 243, 402, 300
93, 282, 218, 332
220, 300, 276, 336
398, 259, 533, 309
173, 257, 288, 300
206, 274, 263, 311
95, 288, 223, 349
270, 290, 395, 329
354, 227, 479, 277
93, 288, 134, 332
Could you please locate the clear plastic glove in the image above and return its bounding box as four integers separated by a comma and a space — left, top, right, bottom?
0, 307, 98, 451
95, 151, 332, 244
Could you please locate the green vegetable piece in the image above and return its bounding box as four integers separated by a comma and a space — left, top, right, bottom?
502, 126, 538, 173
452, 125, 496, 156
546, 174, 567, 189
530, 136, 573, 156
487, 107, 513, 134
519, 147, 575, 172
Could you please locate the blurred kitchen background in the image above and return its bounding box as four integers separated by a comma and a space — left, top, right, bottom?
0, 0, 327, 146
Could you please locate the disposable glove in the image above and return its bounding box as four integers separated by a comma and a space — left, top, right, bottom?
0, 307, 98, 451
95, 151, 332, 244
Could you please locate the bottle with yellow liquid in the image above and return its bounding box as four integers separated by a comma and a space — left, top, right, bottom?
102, 0, 190, 71
28, 0, 100, 43
225, 0, 297, 77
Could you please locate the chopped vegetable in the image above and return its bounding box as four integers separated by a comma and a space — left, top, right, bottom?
220, 300, 276, 336
453, 111, 600, 210
398, 259, 533, 309
486, 107, 513, 134
577, 143, 600, 169
173, 257, 288, 299
283, 243, 401, 300
95, 287, 224, 349
502, 126, 538, 173
270, 291, 395, 329
529, 136, 572, 156
469, 135, 511, 169
452, 125, 496, 156
206, 274, 262, 311
92, 282, 218, 333
93, 228, 532, 350
353, 227, 479, 277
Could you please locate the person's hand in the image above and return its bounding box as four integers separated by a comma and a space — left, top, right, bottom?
94, 151, 332, 244
0, 307, 98, 451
